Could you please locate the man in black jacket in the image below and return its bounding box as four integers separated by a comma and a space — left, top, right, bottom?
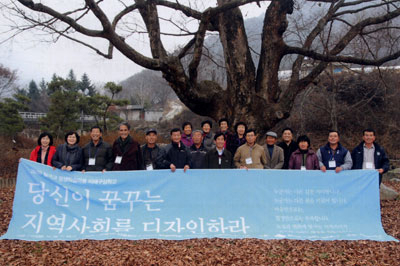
190, 130, 207, 169
82, 126, 113, 172
204, 132, 234, 169
141, 128, 160, 171
351, 128, 390, 185
277, 127, 298, 169
156, 128, 191, 172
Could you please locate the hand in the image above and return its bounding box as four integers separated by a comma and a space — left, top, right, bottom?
66, 166, 73, 171
102, 169, 107, 173
52, 167, 56, 170
320, 166, 326, 172
335, 167, 342, 173
240, 166, 248, 170
61, 166, 67, 171
170, 164, 176, 172
183, 165, 190, 173
378, 168, 384, 174
81, 170, 86, 173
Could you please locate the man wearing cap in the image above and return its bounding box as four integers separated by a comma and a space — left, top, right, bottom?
141, 128, 160, 171
234, 129, 267, 169
190, 130, 208, 169
263, 131, 284, 169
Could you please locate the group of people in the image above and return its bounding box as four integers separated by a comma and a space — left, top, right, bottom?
29, 119, 390, 185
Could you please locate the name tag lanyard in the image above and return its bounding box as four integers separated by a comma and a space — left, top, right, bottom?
246, 147, 253, 165
88, 144, 100, 165
217, 148, 224, 165
329, 149, 337, 168
115, 148, 127, 164
88, 145, 99, 159
146, 148, 154, 169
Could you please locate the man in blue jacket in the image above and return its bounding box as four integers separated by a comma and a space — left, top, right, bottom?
317, 130, 352, 173
351, 128, 390, 186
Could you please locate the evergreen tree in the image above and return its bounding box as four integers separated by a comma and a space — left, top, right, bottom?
15, 88, 27, 96
48, 75, 78, 94
67, 69, 77, 82
65, 69, 79, 92
41, 77, 82, 139
39, 78, 48, 95
51, 73, 58, 82
84, 82, 128, 134
0, 93, 30, 138
78, 73, 96, 96
28, 80, 40, 100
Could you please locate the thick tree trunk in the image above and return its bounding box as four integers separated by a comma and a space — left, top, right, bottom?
162, 0, 296, 134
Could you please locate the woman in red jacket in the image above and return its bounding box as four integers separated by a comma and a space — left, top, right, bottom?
29, 132, 56, 166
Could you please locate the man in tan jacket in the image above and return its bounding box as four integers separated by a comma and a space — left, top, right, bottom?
234, 129, 267, 169
263, 131, 284, 169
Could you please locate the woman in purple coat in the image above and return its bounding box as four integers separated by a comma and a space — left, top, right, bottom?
289, 135, 319, 170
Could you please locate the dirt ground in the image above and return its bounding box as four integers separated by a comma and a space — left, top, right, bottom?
0, 181, 399, 266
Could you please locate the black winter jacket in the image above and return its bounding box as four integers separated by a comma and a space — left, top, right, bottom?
156, 141, 192, 169
277, 141, 299, 169
82, 139, 113, 171
204, 149, 234, 169
141, 144, 160, 170
190, 144, 207, 169
52, 143, 83, 171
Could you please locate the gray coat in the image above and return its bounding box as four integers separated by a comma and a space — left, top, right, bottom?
263, 144, 284, 169
202, 132, 215, 151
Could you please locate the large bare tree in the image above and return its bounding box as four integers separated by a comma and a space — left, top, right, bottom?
2, 0, 400, 132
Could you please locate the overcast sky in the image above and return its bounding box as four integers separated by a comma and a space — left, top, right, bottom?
0, 1, 268, 88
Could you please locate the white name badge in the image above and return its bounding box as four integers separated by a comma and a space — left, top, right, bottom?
366, 162, 374, 169
245, 157, 253, 165
301, 166, 306, 171
146, 164, 154, 171
115, 156, 123, 164
88, 158, 96, 166
328, 160, 336, 168
218, 158, 222, 165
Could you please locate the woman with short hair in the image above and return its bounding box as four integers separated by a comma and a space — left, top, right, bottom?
52, 131, 83, 171
29, 132, 56, 166
289, 135, 319, 170
227, 121, 247, 156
